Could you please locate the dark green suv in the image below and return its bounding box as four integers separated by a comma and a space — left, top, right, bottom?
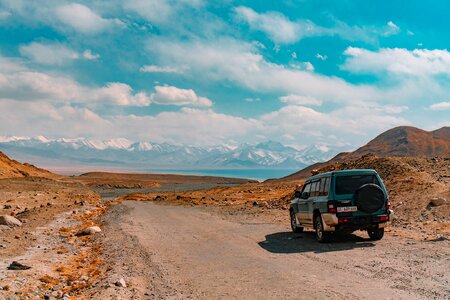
289, 169, 393, 242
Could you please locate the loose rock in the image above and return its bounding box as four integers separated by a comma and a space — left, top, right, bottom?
428, 197, 447, 207
115, 278, 127, 288
76, 226, 102, 236
7, 261, 31, 270
0, 215, 22, 227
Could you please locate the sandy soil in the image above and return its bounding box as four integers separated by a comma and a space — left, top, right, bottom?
92, 201, 450, 299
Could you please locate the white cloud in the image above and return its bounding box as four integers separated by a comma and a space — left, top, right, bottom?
260, 104, 409, 145
1, 55, 213, 108
90, 83, 151, 106
316, 53, 327, 61
82, 50, 100, 60
140, 65, 186, 73
384, 21, 400, 36
124, 0, 205, 26
0, 100, 115, 139
151, 86, 212, 107
244, 97, 261, 102
55, 3, 113, 34
0, 54, 413, 146
290, 61, 314, 71
146, 37, 383, 104
233, 6, 392, 45
0, 55, 150, 106
124, 0, 173, 25
279, 95, 322, 106
233, 6, 306, 44
19, 42, 79, 65
114, 108, 261, 145
342, 47, 450, 76
429, 102, 450, 111
19, 42, 101, 65
291, 52, 297, 59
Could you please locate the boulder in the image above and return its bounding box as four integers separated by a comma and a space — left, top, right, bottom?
428, 197, 447, 208
7, 261, 31, 270
76, 226, 101, 236
0, 215, 22, 227
115, 278, 127, 288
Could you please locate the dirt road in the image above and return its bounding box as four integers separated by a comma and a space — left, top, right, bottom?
98, 201, 450, 299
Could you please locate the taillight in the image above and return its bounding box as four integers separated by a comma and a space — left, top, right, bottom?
338, 218, 349, 223
386, 202, 391, 210
328, 202, 336, 214
379, 215, 389, 221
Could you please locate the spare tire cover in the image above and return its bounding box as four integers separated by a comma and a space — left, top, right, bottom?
354, 183, 385, 213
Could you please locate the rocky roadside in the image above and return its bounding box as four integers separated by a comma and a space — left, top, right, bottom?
0, 177, 108, 299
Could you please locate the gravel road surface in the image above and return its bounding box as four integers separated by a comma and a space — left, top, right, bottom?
98, 201, 450, 299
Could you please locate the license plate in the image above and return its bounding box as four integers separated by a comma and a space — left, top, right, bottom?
337, 206, 357, 213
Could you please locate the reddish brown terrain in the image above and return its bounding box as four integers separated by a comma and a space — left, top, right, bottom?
1, 125, 449, 299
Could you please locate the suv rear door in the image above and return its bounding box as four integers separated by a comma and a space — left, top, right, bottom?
297, 181, 311, 224
304, 179, 320, 225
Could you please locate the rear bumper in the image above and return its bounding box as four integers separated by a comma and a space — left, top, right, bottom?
322, 211, 393, 232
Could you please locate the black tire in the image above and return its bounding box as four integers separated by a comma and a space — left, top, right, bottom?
354, 184, 385, 213
368, 228, 384, 240
290, 210, 304, 233
315, 215, 331, 243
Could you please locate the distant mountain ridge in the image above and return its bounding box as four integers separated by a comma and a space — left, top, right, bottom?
0, 136, 350, 170
283, 126, 450, 180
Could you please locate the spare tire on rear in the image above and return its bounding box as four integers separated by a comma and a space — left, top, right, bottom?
354, 183, 385, 213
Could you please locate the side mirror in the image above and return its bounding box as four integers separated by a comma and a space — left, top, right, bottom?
301, 192, 310, 199
294, 191, 302, 198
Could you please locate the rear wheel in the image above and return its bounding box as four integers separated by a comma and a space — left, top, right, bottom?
368, 228, 384, 240
315, 215, 331, 243
290, 210, 303, 233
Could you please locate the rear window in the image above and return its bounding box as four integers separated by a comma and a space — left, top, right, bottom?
335, 175, 380, 195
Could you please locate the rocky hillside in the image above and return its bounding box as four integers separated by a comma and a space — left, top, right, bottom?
0, 151, 56, 179
284, 126, 450, 180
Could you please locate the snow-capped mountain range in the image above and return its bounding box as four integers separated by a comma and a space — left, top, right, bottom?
0, 136, 352, 169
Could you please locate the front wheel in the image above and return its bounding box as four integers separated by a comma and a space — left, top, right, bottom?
315, 215, 331, 243
290, 210, 303, 233
368, 228, 384, 240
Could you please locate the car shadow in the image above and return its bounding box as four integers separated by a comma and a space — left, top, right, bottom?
258, 231, 375, 254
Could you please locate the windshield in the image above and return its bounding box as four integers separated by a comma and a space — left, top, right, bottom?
335, 175, 380, 195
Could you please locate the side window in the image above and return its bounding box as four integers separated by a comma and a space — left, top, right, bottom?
302, 183, 311, 195
318, 178, 325, 196
309, 182, 315, 197
310, 181, 319, 197
322, 177, 330, 196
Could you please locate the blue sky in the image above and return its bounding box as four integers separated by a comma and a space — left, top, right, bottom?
0, 0, 449, 149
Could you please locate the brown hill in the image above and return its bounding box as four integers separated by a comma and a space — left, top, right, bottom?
0, 151, 57, 179
283, 126, 450, 180
352, 126, 450, 157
